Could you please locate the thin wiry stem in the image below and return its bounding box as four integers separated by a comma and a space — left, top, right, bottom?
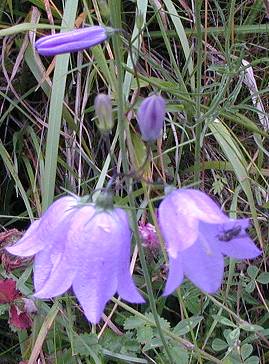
109, 1, 175, 362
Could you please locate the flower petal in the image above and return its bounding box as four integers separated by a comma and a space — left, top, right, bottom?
34, 204, 98, 299
182, 235, 224, 293
159, 192, 200, 255
219, 237, 261, 259
33, 201, 81, 298
211, 219, 261, 259
72, 263, 118, 324
6, 220, 41, 256
174, 189, 229, 224
159, 189, 231, 256
113, 208, 145, 303
64, 206, 129, 322
117, 272, 145, 303
34, 259, 76, 299
163, 255, 184, 296
33, 241, 64, 292
6, 196, 77, 257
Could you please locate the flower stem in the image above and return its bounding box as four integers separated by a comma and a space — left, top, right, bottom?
194, 0, 203, 185
109, 1, 174, 362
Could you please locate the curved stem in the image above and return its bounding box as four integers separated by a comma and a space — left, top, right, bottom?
109, 1, 174, 362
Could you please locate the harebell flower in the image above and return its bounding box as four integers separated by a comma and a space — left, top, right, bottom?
7, 195, 144, 323
158, 189, 261, 294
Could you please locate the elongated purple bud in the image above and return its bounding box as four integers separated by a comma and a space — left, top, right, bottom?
35, 26, 109, 56
137, 95, 166, 141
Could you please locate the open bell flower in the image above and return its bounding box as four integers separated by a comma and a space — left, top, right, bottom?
137, 95, 166, 141
6, 195, 144, 324
158, 189, 261, 294
35, 26, 110, 56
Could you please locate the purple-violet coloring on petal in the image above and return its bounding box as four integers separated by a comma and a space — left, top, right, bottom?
6, 195, 144, 324
158, 189, 261, 294
35, 26, 109, 56
137, 95, 166, 141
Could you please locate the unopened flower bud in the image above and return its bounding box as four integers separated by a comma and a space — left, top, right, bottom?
35, 26, 110, 56
137, 95, 166, 141
94, 93, 114, 133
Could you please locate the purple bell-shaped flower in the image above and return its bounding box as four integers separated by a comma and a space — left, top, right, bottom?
158, 189, 261, 294
137, 95, 166, 141
7, 195, 144, 323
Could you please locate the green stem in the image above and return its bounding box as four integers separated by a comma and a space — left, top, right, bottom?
176, 289, 203, 364
225, 0, 236, 59
194, 0, 203, 184
109, 1, 174, 362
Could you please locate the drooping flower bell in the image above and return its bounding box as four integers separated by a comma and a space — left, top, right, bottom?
137, 95, 166, 142
35, 26, 110, 56
6, 194, 144, 323
158, 189, 261, 294
94, 93, 114, 133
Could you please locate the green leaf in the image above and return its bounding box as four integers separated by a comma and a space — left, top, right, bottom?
56, 349, 77, 364
256, 272, 269, 284
102, 349, 148, 364
0, 140, 34, 220
73, 333, 101, 363
0, 23, 61, 37
143, 336, 163, 351
131, 131, 151, 180
241, 344, 253, 360
162, 0, 195, 90
168, 346, 189, 364
247, 265, 259, 279
145, 312, 170, 330
173, 316, 203, 336
209, 120, 262, 245
123, 0, 148, 98
245, 357, 260, 364
136, 325, 153, 344
212, 338, 228, 352
227, 328, 240, 345
222, 359, 233, 364
124, 316, 144, 330
100, 330, 139, 355
212, 315, 237, 328
245, 280, 255, 293
239, 322, 263, 332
